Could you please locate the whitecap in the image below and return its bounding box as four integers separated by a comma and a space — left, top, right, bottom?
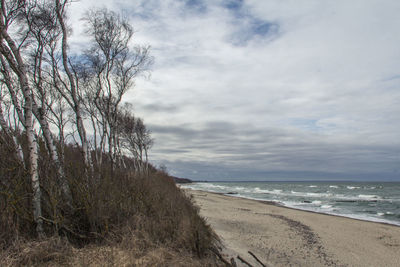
202, 184, 227, 189
307, 192, 332, 198
234, 186, 245, 190
347, 186, 360, 190
358, 194, 381, 200
329, 185, 339, 188
254, 188, 272, 194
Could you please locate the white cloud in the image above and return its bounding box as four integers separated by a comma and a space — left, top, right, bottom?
68, 0, 400, 180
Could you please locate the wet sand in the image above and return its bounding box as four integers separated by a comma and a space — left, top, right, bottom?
187, 189, 400, 266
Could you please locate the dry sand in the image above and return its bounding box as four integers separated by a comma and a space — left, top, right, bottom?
187, 189, 400, 267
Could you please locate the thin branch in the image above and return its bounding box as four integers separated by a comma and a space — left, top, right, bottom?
248, 251, 267, 267
237, 255, 253, 267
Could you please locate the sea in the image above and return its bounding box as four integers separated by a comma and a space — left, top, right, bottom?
181, 181, 400, 226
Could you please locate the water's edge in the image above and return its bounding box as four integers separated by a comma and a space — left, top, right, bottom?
182, 181, 400, 227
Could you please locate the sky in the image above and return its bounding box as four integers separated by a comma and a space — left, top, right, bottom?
69, 0, 400, 181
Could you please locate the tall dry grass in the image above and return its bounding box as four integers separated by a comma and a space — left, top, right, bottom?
0, 132, 224, 266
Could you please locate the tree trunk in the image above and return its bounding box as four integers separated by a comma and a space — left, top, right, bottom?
28, 125, 44, 237
0, 32, 44, 238
32, 103, 73, 209
145, 148, 149, 176
13, 135, 25, 165
55, 0, 92, 170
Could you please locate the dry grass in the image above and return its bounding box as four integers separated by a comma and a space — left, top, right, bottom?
0, 237, 222, 266
0, 237, 73, 266
0, 134, 224, 266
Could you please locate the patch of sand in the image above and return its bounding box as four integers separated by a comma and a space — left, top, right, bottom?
188, 189, 400, 267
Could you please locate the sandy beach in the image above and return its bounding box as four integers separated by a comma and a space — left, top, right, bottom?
187, 189, 400, 267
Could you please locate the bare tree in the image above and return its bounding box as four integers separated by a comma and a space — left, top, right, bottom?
0, 0, 44, 236
83, 88, 106, 167
83, 8, 151, 172
1, 0, 154, 239
46, 88, 71, 163
117, 106, 153, 174
24, 0, 73, 209
137, 117, 153, 174
52, 0, 92, 170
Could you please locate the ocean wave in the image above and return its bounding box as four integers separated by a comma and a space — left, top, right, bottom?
234, 186, 245, 190
306, 192, 332, 197
254, 187, 273, 194
183, 183, 230, 192
358, 194, 381, 200
347, 186, 360, 190
195, 184, 386, 203
252, 187, 286, 195
281, 202, 400, 226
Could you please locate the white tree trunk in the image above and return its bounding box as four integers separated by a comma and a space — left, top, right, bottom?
13, 136, 25, 164
0, 27, 44, 238
27, 125, 44, 236
56, 1, 92, 171
32, 103, 73, 208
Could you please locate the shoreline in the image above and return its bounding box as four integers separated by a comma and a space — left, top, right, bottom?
186, 188, 400, 266
180, 182, 400, 227
214, 190, 400, 228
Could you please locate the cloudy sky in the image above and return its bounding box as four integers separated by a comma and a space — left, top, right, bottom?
70, 0, 400, 181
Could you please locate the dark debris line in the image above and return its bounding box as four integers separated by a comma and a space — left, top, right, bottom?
265, 214, 342, 266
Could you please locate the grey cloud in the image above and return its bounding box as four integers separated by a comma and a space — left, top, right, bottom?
148, 121, 400, 180
136, 102, 181, 113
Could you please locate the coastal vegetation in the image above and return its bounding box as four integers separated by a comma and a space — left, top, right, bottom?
0, 0, 221, 265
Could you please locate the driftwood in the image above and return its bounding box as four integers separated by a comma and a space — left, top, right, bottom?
210, 246, 266, 267
237, 255, 253, 267
210, 247, 232, 266
248, 251, 267, 267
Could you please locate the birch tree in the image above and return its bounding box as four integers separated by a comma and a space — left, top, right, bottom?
0, 0, 44, 236
24, 0, 73, 208
117, 107, 153, 174
52, 0, 92, 170
84, 8, 151, 171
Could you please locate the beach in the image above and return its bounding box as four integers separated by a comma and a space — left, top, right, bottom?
187, 189, 400, 266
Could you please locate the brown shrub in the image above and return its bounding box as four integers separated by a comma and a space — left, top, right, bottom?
0, 132, 222, 265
